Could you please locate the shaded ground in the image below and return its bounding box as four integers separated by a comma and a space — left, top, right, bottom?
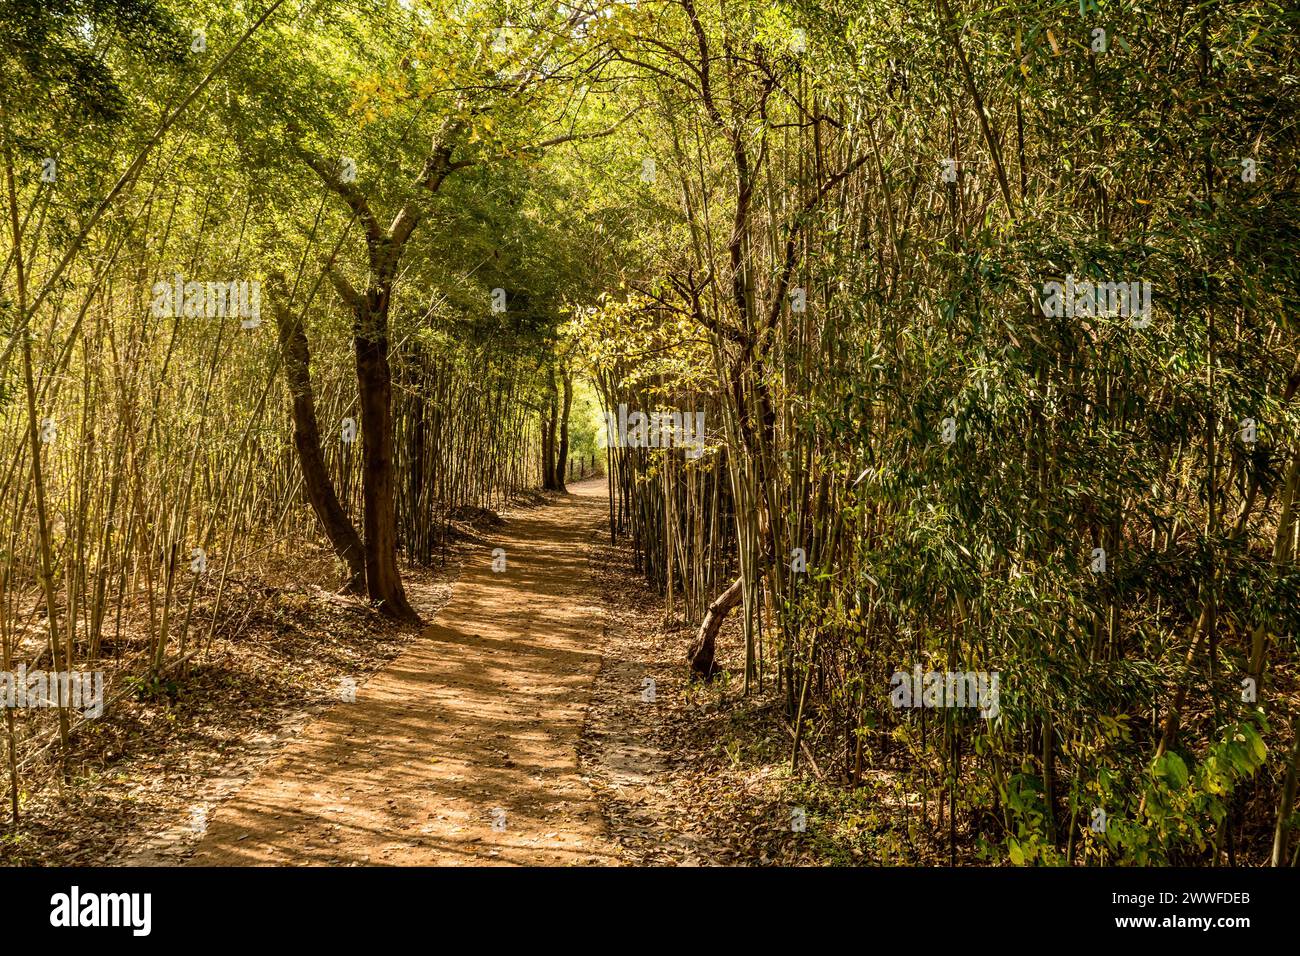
581, 535, 833, 865
140, 479, 883, 867
580, 524, 925, 866
0, 554, 459, 866
188, 478, 617, 865
4, 477, 869, 868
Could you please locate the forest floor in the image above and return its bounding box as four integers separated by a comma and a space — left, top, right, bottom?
581, 523, 891, 866
6, 478, 883, 866
186, 478, 616, 865
2, 550, 463, 865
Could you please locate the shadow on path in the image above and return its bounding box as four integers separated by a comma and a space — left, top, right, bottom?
187, 478, 617, 866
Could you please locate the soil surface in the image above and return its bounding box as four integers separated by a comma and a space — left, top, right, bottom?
188, 478, 617, 865
6, 478, 874, 868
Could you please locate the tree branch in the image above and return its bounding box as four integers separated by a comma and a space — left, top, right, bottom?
303, 151, 383, 246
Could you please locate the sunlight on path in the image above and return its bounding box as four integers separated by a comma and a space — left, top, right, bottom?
188, 478, 617, 866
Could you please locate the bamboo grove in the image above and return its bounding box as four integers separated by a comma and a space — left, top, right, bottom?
1, 0, 1299, 867
575, 0, 1300, 865
0, 0, 601, 823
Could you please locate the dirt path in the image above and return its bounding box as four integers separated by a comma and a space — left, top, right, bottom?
188, 478, 619, 866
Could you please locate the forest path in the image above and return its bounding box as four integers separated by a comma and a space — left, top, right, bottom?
188, 478, 619, 865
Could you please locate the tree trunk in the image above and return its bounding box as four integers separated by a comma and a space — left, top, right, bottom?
556, 368, 573, 492
688, 575, 744, 679
542, 367, 559, 490
271, 284, 366, 593
1272, 721, 1300, 866
355, 293, 419, 624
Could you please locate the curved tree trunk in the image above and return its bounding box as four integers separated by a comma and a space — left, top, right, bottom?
687, 575, 744, 679
270, 279, 367, 594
